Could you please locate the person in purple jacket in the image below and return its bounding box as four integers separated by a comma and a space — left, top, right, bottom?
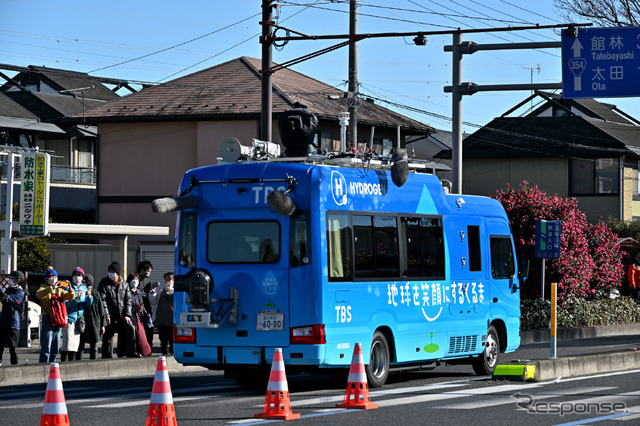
0, 271, 26, 366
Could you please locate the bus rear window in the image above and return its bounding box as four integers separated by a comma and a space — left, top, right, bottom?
207, 221, 280, 263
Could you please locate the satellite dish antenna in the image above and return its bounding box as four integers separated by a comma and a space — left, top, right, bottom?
220, 137, 251, 162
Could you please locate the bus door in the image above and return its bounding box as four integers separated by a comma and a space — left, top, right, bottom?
444, 217, 488, 351
202, 212, 291, 360
485, 218, 518, 317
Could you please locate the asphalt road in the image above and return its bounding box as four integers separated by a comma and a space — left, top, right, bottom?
3, 362, 640, 425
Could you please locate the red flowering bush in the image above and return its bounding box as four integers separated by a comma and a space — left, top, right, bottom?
493, 182, 623, 303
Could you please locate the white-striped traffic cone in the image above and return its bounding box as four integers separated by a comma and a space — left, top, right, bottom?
146, 356, 177, 426
254, 348, 300, 420
336, 343, 378, 409
40, 363, 70, 426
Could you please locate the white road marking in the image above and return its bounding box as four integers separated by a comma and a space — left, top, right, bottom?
437, 387, 615, 410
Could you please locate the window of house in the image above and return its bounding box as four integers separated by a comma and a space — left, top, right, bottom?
372, 137, 394, 156
320, 130, 334, 151
636, 160, 640, 197
76, 139, 93, 168
42, 139, 70, 166
570, 158, 619, 195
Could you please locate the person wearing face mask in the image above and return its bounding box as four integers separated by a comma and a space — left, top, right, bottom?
0, 271, 26, 366
127, 273, 151, 356
97, 262, 136, 358
137, 260, 154, 350
60, 267, 92, 361
36, 267, 75, 363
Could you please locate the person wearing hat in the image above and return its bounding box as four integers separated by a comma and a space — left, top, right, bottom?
60, 267, 92, 362
0, 271, 26, 366
97, 261, 136, 358
36, 267, 75, 363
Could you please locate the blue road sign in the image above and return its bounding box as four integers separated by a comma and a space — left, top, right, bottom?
562, 26, 640, 99
535, 220, 561, 259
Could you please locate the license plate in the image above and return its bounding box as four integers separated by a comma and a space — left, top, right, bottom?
256, 313, 284, 331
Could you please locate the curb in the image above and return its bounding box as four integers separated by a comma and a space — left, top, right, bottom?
518, 324, 640, 381
530, 349, 640, 382
0, 356, 207, 387
520, 323, 640, 345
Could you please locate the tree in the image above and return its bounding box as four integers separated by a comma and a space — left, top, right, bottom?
493, 182, 623, 303
2, 203, 65, 273
555, 0, 639, 27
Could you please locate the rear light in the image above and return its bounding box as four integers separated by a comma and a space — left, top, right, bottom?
173, 326, 195, 344
290, 324, 326, 344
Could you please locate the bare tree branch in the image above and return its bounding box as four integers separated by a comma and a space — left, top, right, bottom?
555, 0, 640, 26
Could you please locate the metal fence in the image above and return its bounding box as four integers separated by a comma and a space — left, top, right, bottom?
50, 165, 96, 184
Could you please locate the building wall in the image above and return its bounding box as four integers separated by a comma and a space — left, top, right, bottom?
463, 157, 624, 221
574, 196, 619, 221
463, 157, 568, 197
622, 163, 634, 221
97, 119, 267, 238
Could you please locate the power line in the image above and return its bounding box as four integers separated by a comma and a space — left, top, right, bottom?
88, 13, 260, 74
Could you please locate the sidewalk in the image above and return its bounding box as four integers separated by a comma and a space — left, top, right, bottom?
0, 336, 206, 387
2, 325, 640, 386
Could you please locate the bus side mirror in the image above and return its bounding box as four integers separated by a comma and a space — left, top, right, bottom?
517, 259, 529, 280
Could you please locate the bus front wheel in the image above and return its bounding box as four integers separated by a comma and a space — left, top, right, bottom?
472, 325, 499, 375
367, 331, 390, 388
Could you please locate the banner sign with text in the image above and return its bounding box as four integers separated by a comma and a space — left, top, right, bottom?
562, 26, 640, 98
19, 153, 50, 236
535, 220, 562, 259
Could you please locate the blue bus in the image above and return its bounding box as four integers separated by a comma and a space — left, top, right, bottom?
158, 151, 524, 387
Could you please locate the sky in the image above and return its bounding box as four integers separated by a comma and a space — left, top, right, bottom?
1, 0, 639, 134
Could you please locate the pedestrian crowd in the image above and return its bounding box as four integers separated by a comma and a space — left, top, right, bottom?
0, 260, 174, 365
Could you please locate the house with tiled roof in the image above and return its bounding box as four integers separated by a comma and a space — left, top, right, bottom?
0, 64, 123, 220
68, 56, 435, 238
443, 91, 640, 221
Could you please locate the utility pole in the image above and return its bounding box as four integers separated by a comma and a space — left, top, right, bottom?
348, 0, 358, 149
451, 33, 463, 195
261, 0, 274, 142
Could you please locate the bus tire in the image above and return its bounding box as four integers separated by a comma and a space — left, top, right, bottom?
473, 325, 499, 375
367, 331, 390, 388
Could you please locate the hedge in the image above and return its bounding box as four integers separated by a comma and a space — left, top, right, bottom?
521, 296, 640, 330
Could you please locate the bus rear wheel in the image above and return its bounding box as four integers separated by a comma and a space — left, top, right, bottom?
473, 325, 499, 375
367, 331, 390, 388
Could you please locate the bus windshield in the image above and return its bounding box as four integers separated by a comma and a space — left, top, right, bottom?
207, 221, 280, 263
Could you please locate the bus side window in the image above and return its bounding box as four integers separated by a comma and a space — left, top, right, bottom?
490, 236, 515, 279
178, 212, 196, 268
353, 214, 399, 278
421, 217, 445, 278
327, 212, 353, 280
401, 216, 445, 279
374, 215, 399, 277
467, 225, 482, 272
290, 211, 310, 268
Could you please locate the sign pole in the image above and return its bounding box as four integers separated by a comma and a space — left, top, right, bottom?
1, 153, 16, 273
550, 282, 557, 358
541, 258, 545, 300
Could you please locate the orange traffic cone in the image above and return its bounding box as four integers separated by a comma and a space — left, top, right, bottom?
146, 356, 177, 426
336, 343, 378, 410
254, 348, 300, 420
40, 363, 70, 426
